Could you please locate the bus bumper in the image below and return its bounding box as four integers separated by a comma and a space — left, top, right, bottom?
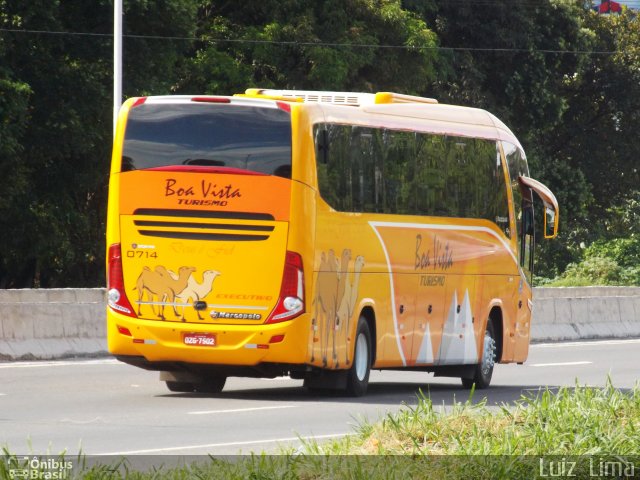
107, 310, 310, 368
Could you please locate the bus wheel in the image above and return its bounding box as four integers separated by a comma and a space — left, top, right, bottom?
462, 321, 497, 390
165, 381, 195, 393
194, 376, 226, 394
346, 316, 372, 397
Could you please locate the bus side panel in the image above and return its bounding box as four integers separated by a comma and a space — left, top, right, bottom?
511, 279, 533, 363
475, 274, 520, 363
438, 276, 478, 365
370, 219, 519, 368
288, 105, 321, 367
308, 205, 396, 369
415, 276, 446, 366
500, 140, 534, 363
309, 204, 522, 371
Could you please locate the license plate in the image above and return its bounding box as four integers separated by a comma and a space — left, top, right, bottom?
183, 333, 217, 347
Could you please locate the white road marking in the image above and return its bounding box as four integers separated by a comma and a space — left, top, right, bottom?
529, 361, 593, 367
0, 339, 635, 369
98, 432, 352, 455
59, 416, 106, 425
532, 339, 640, 348
0, 359, 119, 369
188, 405, 297, 415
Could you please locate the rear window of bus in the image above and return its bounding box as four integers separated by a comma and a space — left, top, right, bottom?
121, 103, 292, 177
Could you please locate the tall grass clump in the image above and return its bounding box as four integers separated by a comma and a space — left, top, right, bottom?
327, 380, 639, 456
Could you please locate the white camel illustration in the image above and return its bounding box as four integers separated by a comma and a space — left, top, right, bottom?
176, 270, 221, 320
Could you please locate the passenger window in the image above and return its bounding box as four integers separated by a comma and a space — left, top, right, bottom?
315, 123, 510, 231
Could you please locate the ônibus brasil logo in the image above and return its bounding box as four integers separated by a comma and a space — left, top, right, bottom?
7, 457, 73, 479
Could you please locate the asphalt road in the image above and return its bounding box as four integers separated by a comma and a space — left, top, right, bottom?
1, 338, 638, 456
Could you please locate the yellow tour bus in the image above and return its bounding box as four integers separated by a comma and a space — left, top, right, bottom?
106, 88, 559, 396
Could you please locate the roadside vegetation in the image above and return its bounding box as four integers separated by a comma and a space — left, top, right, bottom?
536, 235, 640, 287
536, 191, 640, 286
2, 381, 638, 479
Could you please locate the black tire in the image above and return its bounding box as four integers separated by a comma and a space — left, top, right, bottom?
165, 381, 195, 393
462, 320, 497, 389
193, 376, 226, 394
345, 316, 372, 397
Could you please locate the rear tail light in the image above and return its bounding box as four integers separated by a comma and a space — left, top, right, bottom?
265, 251, 304, 324
276, 101, 292, 113
107, 243, 137, 317
131, 97, 147, 108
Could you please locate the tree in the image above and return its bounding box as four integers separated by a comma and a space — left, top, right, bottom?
548, 11, 640, 225
1, 1, 639, 286
0, 41, 32, 287
0, 0, 198, 287
419, 1, 640, 277
177, 0, 439, 95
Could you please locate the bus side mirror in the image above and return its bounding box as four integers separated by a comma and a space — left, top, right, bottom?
518, 176, 559, 240
544, 206, 558, 239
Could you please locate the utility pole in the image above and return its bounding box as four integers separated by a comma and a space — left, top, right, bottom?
114, 0, 122, 134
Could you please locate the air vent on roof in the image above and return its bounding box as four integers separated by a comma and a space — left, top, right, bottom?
242, 89, 437, 106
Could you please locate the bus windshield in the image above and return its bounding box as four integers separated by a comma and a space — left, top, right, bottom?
121, 103, 292, 176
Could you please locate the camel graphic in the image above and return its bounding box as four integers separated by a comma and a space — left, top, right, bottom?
312, 249, 339, 365
312, 248, 365, 367
134, 265, 195, 319
336, 255, 365, 364
327, 249, 352, 365
176, 270, 221, 321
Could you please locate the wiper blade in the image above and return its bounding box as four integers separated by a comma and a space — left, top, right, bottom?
145, 165, 267, 176
181, 158, 226, 166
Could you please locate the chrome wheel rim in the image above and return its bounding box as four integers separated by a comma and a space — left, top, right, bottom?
355, 333, 368, 381
481, 331, 496, 376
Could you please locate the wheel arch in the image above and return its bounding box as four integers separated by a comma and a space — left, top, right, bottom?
359, 306, 377, 366
488, 306, 504, 363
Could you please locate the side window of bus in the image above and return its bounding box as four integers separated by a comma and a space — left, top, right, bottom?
316, 125, 381, 212
316, 124, 348, 209
315, 123, 510, 232
504, 141, 534, 282
522, 201, 535, 281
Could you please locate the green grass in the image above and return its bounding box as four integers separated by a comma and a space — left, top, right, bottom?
2, 381, 639, 479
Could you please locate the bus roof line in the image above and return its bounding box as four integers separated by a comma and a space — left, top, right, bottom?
241, 88, 438, 106
140, 95, 282, 109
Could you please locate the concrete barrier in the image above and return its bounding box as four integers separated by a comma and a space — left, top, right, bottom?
531, 286, 640, 342
0, 289, 107, 360
0, 287, 638, 360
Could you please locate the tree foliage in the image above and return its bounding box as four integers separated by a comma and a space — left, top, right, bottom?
177, 0, 439, 94
0, 0, 196, 287
0, 0, 638, 286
